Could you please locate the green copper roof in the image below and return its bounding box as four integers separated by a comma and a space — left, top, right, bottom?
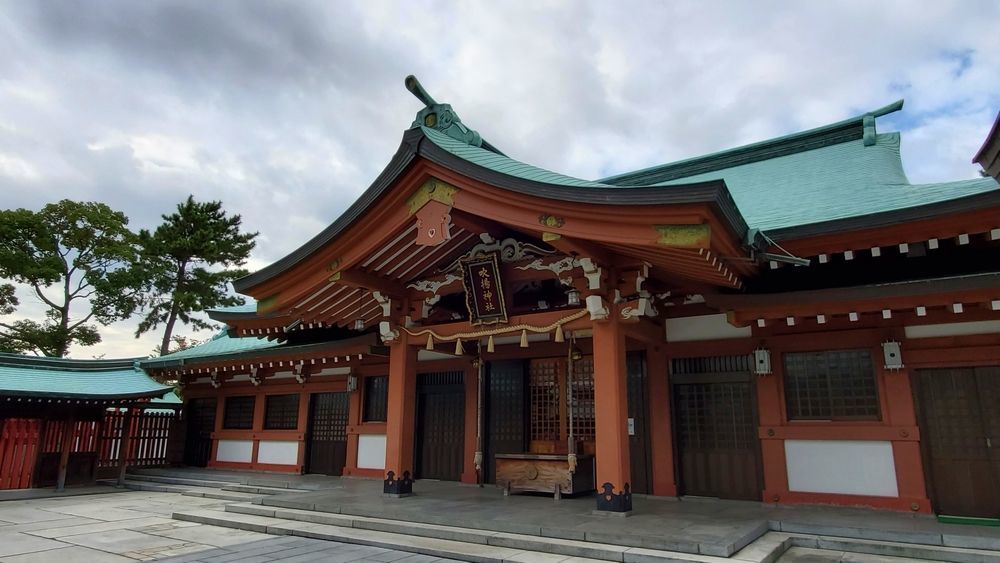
421, 127, 610, 188
205, 300, 258, 317
141, 331, 280, 368
422, 99, 998, 233
0, 354, 172, 400
649, 133, 999, 231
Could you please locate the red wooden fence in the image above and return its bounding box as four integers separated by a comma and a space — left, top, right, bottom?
0, 409, 179, 490
99, 410, 176, 468
0, 419, 40, 490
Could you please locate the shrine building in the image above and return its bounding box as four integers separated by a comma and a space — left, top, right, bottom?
142, 79, 1000, 518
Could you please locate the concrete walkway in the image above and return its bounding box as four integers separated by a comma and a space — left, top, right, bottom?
0, 490, 458, 562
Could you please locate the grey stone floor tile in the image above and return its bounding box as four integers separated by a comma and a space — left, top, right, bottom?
0, 532, 68, 557
0, 545, 137, 562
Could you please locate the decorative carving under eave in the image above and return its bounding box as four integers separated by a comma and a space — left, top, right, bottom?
407, 178, 458, 215
249, 366, 262, 387
620, 297, 657, 322
579, 257, 603, 290
421, 294, 442, 319
379, 321, 400, 344
210, 370, 221, 389
654, 224, 711, 248
596, 482, 632, 513
293, 363, 309, 384
408, 273, 461, 297
372, 291, 393, 317
440, 234, 555, 272
414, 199, 453, 247
586, 295, 609, 321
538, 214, 565, 229
514, 256, 578, 285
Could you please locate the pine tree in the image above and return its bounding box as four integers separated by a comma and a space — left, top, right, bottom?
135, 196, 257, 356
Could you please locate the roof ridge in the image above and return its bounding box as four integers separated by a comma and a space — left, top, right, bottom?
0, 353, 145, 371
600, 100, 905, 186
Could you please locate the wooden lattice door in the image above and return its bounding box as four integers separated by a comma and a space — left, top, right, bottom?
183, 398, 216, 467
415, 372, 465, 481
307, 392, 349, 476
627, 352, 653, 494
916, 367, 1000, 518
672, 355, 761, 500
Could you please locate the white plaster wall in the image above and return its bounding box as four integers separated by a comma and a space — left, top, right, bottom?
357, 434, 387, 470
256, 441, 300, 465
785, 440, 898, 497
904, 319, 1000, 339
216, 439, 253, 463
665, 313, 752, 342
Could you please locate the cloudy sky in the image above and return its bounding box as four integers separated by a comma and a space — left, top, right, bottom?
1, 1, 998, 358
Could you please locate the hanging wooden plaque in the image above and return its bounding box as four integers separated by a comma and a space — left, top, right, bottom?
461, 252, 508, 325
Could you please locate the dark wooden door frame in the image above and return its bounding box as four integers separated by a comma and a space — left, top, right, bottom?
414, 371, 466, 481
627, 351, 653, 494
669, 368, 764, 501
912, 366, 1000, 518
305, 392, 349, 476
183, 398, 216, 468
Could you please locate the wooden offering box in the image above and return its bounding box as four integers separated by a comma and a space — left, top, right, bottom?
495, 453, 595, 495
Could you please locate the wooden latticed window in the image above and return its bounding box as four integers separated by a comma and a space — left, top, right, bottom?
529, 359, 561, 441
223, 395, 256, 429
363, 376, 388, 422
263, 394, 299, 430
783, 349, 880, 420
570, 356, 595, 441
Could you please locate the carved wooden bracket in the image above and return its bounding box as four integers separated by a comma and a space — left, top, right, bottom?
414, 199, 453, 247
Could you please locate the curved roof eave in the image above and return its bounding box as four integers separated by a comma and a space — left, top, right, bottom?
766, 187, 1000, 242
234, 128, 752, 294
0, 389, 172, 401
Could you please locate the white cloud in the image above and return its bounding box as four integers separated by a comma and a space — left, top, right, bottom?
0, 1, 997, 357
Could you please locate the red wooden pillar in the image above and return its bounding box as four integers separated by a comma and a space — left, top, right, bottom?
117, 409, 135, 486
885, 366, 931, 512
592, 314, 632, 513
56, 415, 76, 491
383, 331, 417, 495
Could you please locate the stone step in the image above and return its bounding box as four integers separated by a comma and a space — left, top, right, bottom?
176, 506, 725, 563
785, 533, 1000, 563
179, 488, 262, 502
221, 484, 312, 495
124, 472, 244, 489
115, 479, 262, 502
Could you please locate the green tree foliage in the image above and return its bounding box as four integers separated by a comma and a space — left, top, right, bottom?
136, 196, 257, 356
0, 200, 143, 356
149, 334, 208, 358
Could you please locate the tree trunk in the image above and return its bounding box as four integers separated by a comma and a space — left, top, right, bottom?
159, 303, 179, 357
159, 261, 187, 357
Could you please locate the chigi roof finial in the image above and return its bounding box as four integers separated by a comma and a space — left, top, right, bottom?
405, 75, 482, 148
405, 75, 437, 107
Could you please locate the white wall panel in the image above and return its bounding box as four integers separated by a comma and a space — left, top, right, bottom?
665, 313, 752, 342
256, 441, 299, 465
357, 434, 386, 470
216, 439, 253, 463
785, 440, 898, 497
904, 320, 1000, 339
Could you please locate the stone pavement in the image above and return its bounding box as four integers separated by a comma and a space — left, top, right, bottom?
130, 467, 1000, 558
0, 490, 458, 562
